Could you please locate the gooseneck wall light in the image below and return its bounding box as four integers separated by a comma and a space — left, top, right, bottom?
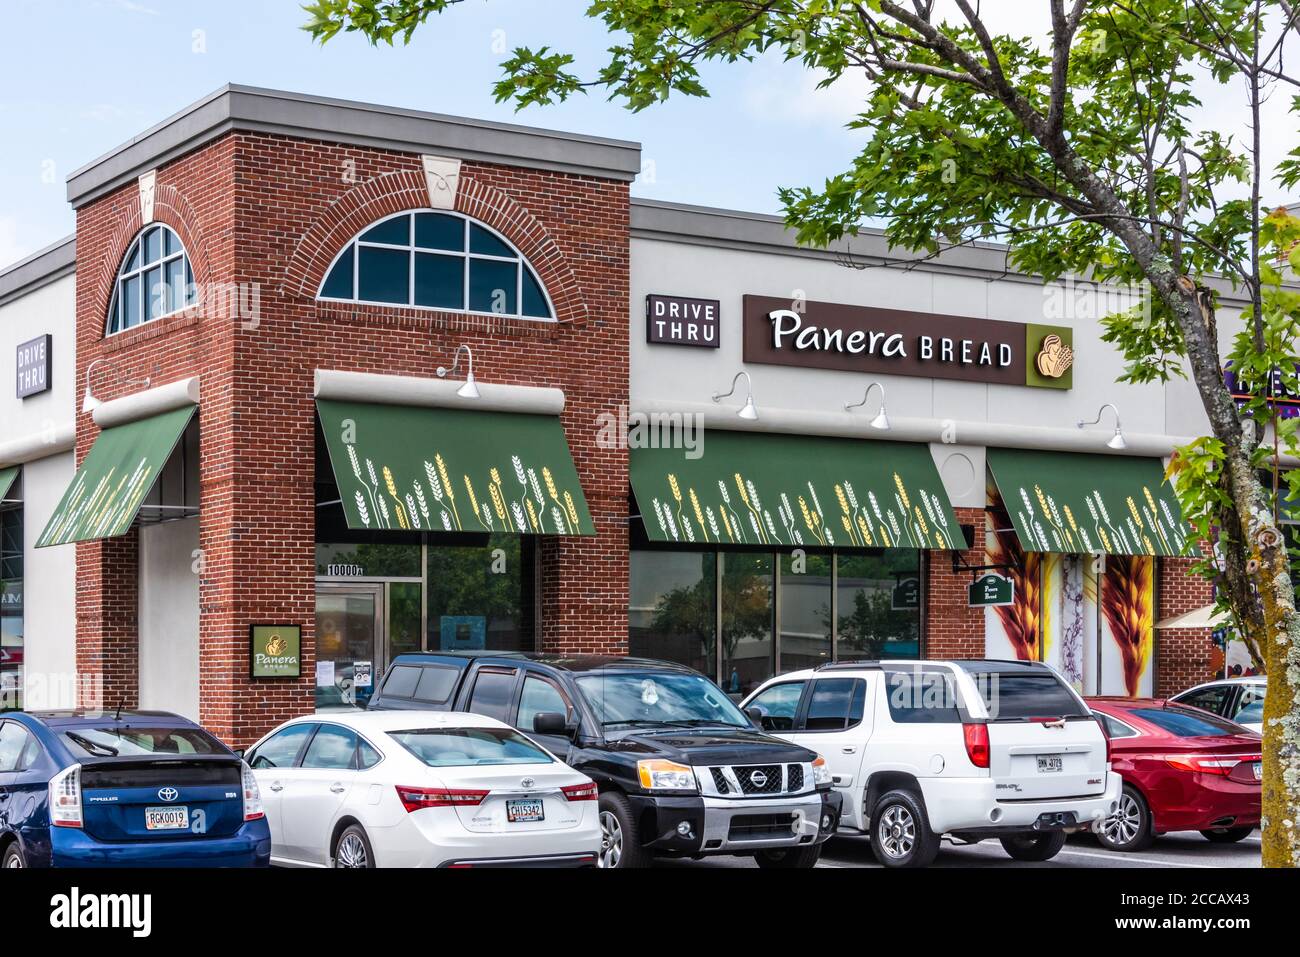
845, 381, 891, 431
712, 370, 759, 421
82, 358, 151, 414
437, 344, 480, 399
1078, 402, 1127, 450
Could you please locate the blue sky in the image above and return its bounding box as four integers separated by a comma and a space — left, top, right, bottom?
1, 1, 1294, 272
0, 0, 867, 269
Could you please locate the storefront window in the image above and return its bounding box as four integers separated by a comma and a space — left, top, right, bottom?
315, 542, 421, 578
778, 552, 832, 671
629, 550, 715, 675
427, 534, 533, 652
836, 552, 922, 659
720, 552, 774, 697
0, 502, 21, 712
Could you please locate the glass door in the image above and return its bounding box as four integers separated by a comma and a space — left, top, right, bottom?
315, 583, 384, 710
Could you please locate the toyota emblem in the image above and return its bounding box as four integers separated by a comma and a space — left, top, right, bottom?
157, 787, 179, 802
749, 770, 768, 788
520, 777, 536, 789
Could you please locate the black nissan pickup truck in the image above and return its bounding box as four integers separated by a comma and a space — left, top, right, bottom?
367, 652, 842, 868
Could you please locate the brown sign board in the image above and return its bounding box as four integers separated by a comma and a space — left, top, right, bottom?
742, 295, 1070, 388
646, 294, 720, 348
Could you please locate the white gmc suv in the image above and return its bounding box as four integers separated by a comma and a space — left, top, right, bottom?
741, 659, 1121, 867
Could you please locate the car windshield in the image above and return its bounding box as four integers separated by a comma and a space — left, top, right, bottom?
575, 673, 750, 729
388, 727, 553, 767
63, 726, 224, 757
1130, 706, 1246, 737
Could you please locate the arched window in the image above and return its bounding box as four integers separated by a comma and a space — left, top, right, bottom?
318, 210, 554, 320
107, 224, 196, 335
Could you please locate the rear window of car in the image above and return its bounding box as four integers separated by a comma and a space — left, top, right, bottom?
388, 727, 553, 767
884, 670, 962, 723
413, 665, 458, 704
974, 673, 1089, 721
1130, 706, 1244, 737
381, 665, 421, 698
63, 726, 224, 758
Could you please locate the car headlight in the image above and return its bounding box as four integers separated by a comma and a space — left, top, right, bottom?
637, 759, 697, 792
812, 756, 833, 787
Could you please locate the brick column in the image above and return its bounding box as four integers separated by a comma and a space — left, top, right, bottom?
1154, 555, 1215, 696
926, 506, 986, 658
74, 533, 140, 711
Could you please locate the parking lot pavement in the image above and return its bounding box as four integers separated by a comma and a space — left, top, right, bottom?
657, 832, 1263, 869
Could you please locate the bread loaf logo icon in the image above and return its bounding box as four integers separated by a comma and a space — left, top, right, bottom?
264, 633, 287, 657
1035, 334, 1073, 378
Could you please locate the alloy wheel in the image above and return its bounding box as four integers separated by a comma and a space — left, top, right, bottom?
334, 832, 369, 868
3, 853, 21, 869
1103, 792, 1142, 846
598, 810, 623, 869
877, 804, 916, 860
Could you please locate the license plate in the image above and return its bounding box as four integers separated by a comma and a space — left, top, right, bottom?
506, 799, 545, 823
1254, 762, 1263, 781
145, 806, 189, 830
1036, 755, 1063, 773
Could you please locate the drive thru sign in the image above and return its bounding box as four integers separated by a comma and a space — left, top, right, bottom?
968, 573, 1014, 607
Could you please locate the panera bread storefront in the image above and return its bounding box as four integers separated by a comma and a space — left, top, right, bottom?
627, 200, 1219, 699
0, 86, 1227, 744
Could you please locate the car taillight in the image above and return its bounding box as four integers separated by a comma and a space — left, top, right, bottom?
963, 723, 990, 769
1163, 754, 1260, 776
49, 763, 83, 828
560, 782, 598, 802
395, 786, 489, 813
241, 762, 265, 821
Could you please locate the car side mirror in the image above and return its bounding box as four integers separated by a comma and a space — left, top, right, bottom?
533, 712, 572, 736
744, 707, 763, 725
233, 748, 245, 759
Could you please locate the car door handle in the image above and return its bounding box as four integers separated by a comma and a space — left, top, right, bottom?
841, 747, 857, 754
329, 783, 347, 794
268, 783, 283, 792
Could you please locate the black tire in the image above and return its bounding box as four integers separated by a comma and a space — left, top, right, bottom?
597, 792, 650, 869
1000, 831, 1067, 862
1, 842, 24, 869
1097, 784, 1154, 852
754, 845, 823, 869
332, 824, 376, 868
1200, 826, 1255, 844
869, 789, 940, 868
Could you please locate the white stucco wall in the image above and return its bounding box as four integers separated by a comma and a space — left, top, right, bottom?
0, 269, 78, 708
138, 517, 200, 720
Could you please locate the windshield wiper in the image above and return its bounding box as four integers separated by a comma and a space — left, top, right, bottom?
66, 732, 119, 757
601, 719, 695, 730
672, 719, 747, 728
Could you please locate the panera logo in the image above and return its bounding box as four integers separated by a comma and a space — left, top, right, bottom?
1035, 334, 1074, 378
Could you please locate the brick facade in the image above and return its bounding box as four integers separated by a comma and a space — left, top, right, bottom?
925, 507, 986, 659
74, 132, 630, 746
1155, 555, 1215, 697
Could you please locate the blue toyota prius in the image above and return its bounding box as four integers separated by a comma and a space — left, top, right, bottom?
0, 710, 271, 868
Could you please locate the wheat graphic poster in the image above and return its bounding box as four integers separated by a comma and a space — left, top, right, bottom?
630, 430, 964, 550
316, 400, 595, 536
36, 404, 196, 548
986, 448, 1189, 557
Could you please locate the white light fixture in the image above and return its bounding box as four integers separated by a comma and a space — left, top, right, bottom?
437, 344, 480, 399
712, 371, 758, 421
845, 381, 890, 431
1078, 403, 1126, 450
82, 358, 150, 414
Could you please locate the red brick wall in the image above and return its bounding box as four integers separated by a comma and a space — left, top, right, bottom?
1155, 555, 1215, 696
74, 131, 630, 746
925, 507, 986, 658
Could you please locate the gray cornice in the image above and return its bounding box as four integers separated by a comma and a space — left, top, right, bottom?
0, 235, 76, 308
66, 84, 644, 207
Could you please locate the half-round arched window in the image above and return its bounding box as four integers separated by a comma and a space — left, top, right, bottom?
107, 224, 196, 335
318, 210, 554, 320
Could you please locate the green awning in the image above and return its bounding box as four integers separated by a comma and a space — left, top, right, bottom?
37, 405, 196, 547
316, 400, 595, 535
0, 467, 17, 503
986, 447, 1189, 556
630, 431, 965, 549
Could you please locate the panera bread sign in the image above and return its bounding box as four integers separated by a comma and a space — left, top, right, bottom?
742, 295, 1072, 389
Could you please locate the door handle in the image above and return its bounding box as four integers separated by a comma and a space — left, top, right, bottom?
269, 783, 283, 793
330, 783, 347, 794
841, 747, 857, 754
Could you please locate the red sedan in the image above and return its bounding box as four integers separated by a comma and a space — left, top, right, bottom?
1086, 698, 1261, 852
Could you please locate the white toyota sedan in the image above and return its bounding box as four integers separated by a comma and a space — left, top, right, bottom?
245, 710, 601, 868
